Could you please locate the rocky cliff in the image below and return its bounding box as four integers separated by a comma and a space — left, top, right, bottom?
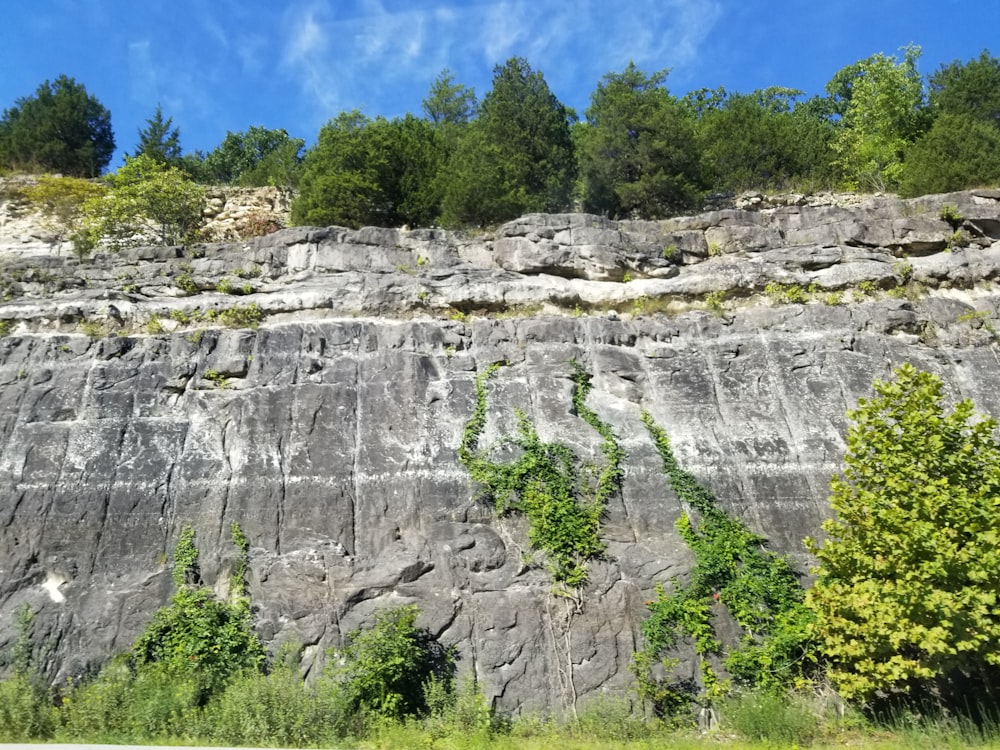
1, 186, 1000, 714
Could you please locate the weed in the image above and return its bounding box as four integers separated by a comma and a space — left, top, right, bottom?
708, 242, 723, 257
939, 204, 964, 228
216, 303, 263, 329
704, 290, 725, 315
144, 317, 164, 335
858, 280, 878, 295
893, 259, 914, 283
662, 244, 681, 261
622, 271, 633, 283
79, 320, 105, 338
175, 273, 198, 295
946, 229, 970, 250
0, 319, 14, 337
216, 277, 234, 294
765, 282, 808, 304
416, 255, 428, 266
417, 290, 429, 302
203, 369, 228, 388
233, 265, 262, 279
186, 330, 204, 345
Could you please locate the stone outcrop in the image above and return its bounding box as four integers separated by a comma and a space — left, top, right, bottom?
1, 187, 1000, 714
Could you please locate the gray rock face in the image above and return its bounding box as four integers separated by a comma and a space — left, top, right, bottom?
2, 187, 1000, 714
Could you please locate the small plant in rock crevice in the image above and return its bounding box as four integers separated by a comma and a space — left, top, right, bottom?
458, 361, 624, 589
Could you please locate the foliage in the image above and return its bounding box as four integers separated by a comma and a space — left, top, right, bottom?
440, 58, 576, 226
721, 689, 820, 745
635, 413, 812, 715
827, 46, 928, 191
199, 661, 343, 746
806, 364, 1000, 705
130, 527, 264, 704
423, 68, 478, 126
201, 126, 304, 187
577, 63, 703, 219
458, 362, 623, 587
899, 113, 1000, 197
81, 154, 205, 248
292, 112, 442, 228
694, 87, 836, 192
330, 604, 454, 720
0, 604, 57, 741
0, 75, 115, 177
133, 104, 181, 166
929, 50, 1000, 128
20, 175, 107, 253
0, 672, 57, 741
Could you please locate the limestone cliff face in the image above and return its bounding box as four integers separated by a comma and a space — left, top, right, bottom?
1, 186, 1000, 713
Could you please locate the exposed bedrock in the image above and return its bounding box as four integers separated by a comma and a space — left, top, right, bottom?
1, 187, 1000, 714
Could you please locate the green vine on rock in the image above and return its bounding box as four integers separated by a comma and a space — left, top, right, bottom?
459, 361, 624, 589
636, 412, 813, 712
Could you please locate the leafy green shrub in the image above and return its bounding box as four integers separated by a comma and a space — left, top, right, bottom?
130, 529, 263, 705
20, 175, 107, 255
807, 364, 1000, 706
329, 604, 454, 721
80, 154, 205, 249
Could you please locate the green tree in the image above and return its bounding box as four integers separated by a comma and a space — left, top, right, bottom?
900, 113, 1000, 197
81, 153, 205, 248
806, 364, 1000, 705
202, 126, 304, 187
440, 57, 575, 226
827, 46, 928, 192
292, 112, 441, 228
695, 87, 835, 192
133, 104, 181, 166
330, 605, 453, 720
0, 75, 114, 177
422, 68, 477, 126
577, 63, 702, 219
929, 50, 1000, 127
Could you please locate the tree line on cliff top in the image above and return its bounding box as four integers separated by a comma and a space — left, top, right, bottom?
2, 46, 1000, 230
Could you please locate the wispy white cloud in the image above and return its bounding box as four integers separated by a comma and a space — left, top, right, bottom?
127, 39, 158, 104
275, 0, 725, 127
281, 2, 340, 113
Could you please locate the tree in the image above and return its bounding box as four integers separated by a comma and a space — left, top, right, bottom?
202, 126, 305, 187
695, 87, 835, 193
0, 75, 114, 177
422, 69, 477, 126
576, 63, 702, 219
806, 364, 1000, 706
292, 112, 442, 228
827, 46, 928, 192
133, 104, 181, 165
439, 57, 575, 226
81, 153, 205, 248
929, 50, 1000, 128
900, 113, 1000, 197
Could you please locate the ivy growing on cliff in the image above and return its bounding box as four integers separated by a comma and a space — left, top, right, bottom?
458, 361, 623, 589
635, 413, 813, 713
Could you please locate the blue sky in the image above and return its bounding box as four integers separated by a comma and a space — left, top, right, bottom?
2, 1, 998, 168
